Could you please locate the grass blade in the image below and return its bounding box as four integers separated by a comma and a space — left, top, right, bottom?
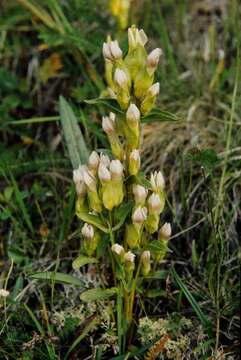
172, 266, 212, 335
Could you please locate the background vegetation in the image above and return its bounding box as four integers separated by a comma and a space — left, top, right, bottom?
0, 0, 240, 359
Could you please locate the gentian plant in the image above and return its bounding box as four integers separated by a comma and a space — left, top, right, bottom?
72, 25, 172, 353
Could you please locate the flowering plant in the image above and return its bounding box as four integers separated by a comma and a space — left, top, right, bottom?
73, 25, 172, 352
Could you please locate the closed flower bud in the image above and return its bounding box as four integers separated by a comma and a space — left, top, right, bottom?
102, 115, 115, 134
124, 251, 135, 263
148, 193, 163, 214
98, 163, 111, 183
147, 82, 160, 97
129, 149, 141, 175
88, 151, 100, 170
147, 48, 162, 70
159, 222, 172, 240
150, 171, 165, 192
124, 250, 135, 273
111, 243, 124, 256
114, 68, 128, 89
133, 184, 148, 204
132, 206, 147, 224
110, 159, 123, 179
103, 41, 123, 61
126, 103, 140, 125
81, 223, 94, 240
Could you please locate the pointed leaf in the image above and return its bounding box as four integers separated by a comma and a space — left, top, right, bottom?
76, 211, 109, 233
72, 255, 98, 269
113, 200, 134, 231
80, 287, 118, 302
59, 95, 89, 169
29, 271, 84, 287
85, 97, 123, 114
142, 107, 179, 123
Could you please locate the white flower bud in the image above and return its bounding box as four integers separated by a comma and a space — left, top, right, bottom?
124, 251, 135, 263
81, 223, 94, 240
150, 171, 165, 192
126, 103, 140, 124
110, 40, 122, 59
82, 165, 97, 192
0, 289, 10, 298
111, 243, 124, 256
102, 42, 112, 60
102, 115, 115, 134
114, 68, 128, 89
147, 82, 160, 97
88, 151, 100, 170
148, 193, 162, 213
103, 41, 123, 61
110, 159, 123, 179
100, 153, 110, 167
147, 48, 162, 69
159, 222, 172, 239
98, 163, 111, 182
132, 206, 147, 224
133, 184, 148, 204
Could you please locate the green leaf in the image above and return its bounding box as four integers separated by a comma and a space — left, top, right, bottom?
113, 201, 134, 231
59, 96, 89, 169
135, 172, 151, 189
146, 240, 167, 254
76, 211, 109, 233
96, 235, 109, 258
72, 255, 98, 269
172, 266, 212, 335
84, 97, 123, 114
29, 271, 84, 287
80, 287, 118, 302
141, 107, 179, 123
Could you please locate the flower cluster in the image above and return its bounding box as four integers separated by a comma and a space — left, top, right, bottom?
73, 26, 171, 295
